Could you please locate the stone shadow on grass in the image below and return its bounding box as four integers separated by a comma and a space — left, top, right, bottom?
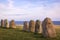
33, 33, 44, 38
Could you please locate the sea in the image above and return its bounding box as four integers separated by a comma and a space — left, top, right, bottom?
0, 21, 60, 26
15, 21, 60, 25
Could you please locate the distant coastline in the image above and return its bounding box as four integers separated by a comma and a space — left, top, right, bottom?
15, 21, 60, 25
0, 21, 60, 26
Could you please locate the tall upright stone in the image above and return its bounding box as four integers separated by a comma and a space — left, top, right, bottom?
23, 21, 29, 31
1, 19, 4, 27
35, 20, 42, 33
29, 20, 35, 32
42, 17, 56, 38
10, 20, 16, 28
4, 19, 9, 28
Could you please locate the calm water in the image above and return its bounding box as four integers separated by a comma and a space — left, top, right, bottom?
53, 21, 60, 25
15, 21, 60, 25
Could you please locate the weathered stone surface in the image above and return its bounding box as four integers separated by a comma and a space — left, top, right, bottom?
10, 20, 16, 28
42, 17, 56, 38
4, 19, 9, 28
1, 19, 4, 27
35, 20, 42, 33
29, 20, 35, 32
23, 21, 29, 31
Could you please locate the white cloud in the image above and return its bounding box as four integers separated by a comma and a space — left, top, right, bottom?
0, 0, 60, 21
7, 0, 14, 9
45, 3, 60, 18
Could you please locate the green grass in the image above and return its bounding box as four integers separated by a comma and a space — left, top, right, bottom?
0, 28, 60, 40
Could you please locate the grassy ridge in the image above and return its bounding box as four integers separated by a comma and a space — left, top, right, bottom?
0, 27, 60, 40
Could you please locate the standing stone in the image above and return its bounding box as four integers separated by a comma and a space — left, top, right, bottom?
10, 20, 16, 28
42, 17, 56, 38
29, 20, 35, 32
4, 19, 9, 28
1, 19, 4, 27
35, 20, 42, 33
23, 21, 29, 31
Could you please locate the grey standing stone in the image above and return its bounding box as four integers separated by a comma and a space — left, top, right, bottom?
1, 19, 4, 27
29, 20, 35, 32
42, 17, 56, 38
35, 20, 42, 33
23, 21, 29, 31
4, 19, 9, 28
10, 20, 16, 28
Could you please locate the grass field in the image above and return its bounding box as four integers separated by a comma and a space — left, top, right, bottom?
0, 25, 60, 40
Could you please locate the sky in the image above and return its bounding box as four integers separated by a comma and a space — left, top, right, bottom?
0, 0, 60, 21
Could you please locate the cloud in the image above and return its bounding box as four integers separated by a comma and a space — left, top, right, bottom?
46, 3, 60, 17
7, 0, 14, 8
0, 0, 60, 21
